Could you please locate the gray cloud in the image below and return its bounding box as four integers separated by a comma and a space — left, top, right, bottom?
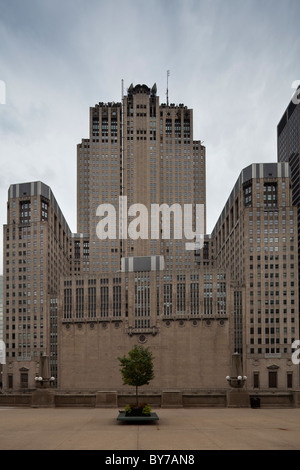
0, 0, 300, 273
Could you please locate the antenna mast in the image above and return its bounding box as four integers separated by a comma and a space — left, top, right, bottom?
120, 79, 124, 249
166, 70, 170, 106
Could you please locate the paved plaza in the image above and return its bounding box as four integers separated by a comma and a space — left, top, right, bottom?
0, 406, 300, 450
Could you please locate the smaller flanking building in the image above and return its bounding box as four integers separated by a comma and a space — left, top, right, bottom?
3, 182, 72, 390
211, 162, 299, 389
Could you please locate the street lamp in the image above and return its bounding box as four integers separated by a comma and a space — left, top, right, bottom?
226, 353, 247, 388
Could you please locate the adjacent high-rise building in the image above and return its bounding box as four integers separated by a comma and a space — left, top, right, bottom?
277, 85, 300, 214
3, 182, 72, 389
211, 162, 298, 389
277, 85, 300, 164
277, 85, 300, 338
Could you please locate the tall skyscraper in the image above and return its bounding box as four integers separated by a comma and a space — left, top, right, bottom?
277, 85, 300, 219
277, 85, 300, 164
77, 83, 206, 274
277, 85, 300, 336
277, 85, 300, 211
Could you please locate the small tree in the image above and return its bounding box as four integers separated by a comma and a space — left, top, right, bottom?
118, 345, 154, 406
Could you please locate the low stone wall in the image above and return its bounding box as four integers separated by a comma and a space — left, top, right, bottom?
118, 393, 161, 408
183, 393, 227, 408
0, 390, 298, 408
55, 394, 96, 407
0, 394, 32, 406
116, 390, 227, 408
250, 392, 295, 408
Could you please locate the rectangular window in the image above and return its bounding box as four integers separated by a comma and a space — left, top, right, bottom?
164, 284, 172, 315
234, 291, 243, 354
20, 372, 28, 389
19, 200, 31, 224
244, 184, 252, 207
83, 241, 89, 259
176, 283, 186, 314
113, 285, 121, 317
203, 278, 213, 315
88, 287, 96, 318
100, 286, 109, 318
41, 200, 49, 221
264, 183, 277, 207
217, 280, 226, 315
253, 372, 259, 389
76, 288, 84, 319
190, 283, 199, 315
268, 371, 277, 388
74, 241, 80, 259
8, 374, 13, 389
64, 288, 72, 319
135, 283, 150, 322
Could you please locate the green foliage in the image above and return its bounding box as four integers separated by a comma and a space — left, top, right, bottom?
124, 404, 132, 414
118, 345, 154, 388
118, 345, 155, 405
141, 404, 152, 416
124, 403, 152, 416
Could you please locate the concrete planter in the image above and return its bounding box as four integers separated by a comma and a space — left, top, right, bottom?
117, 411, 159, 422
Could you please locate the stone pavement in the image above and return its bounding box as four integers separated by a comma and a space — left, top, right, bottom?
0, 406, 300, 450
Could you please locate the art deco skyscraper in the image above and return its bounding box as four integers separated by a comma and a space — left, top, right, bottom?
77, 83, 206, 273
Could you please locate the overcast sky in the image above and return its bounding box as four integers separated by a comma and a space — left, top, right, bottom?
0, 0, 300, 274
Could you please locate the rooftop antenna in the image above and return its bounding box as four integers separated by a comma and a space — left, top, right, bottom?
166, 70, 170, 106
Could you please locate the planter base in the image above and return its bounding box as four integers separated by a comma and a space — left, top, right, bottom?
117, 411, 159, 422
